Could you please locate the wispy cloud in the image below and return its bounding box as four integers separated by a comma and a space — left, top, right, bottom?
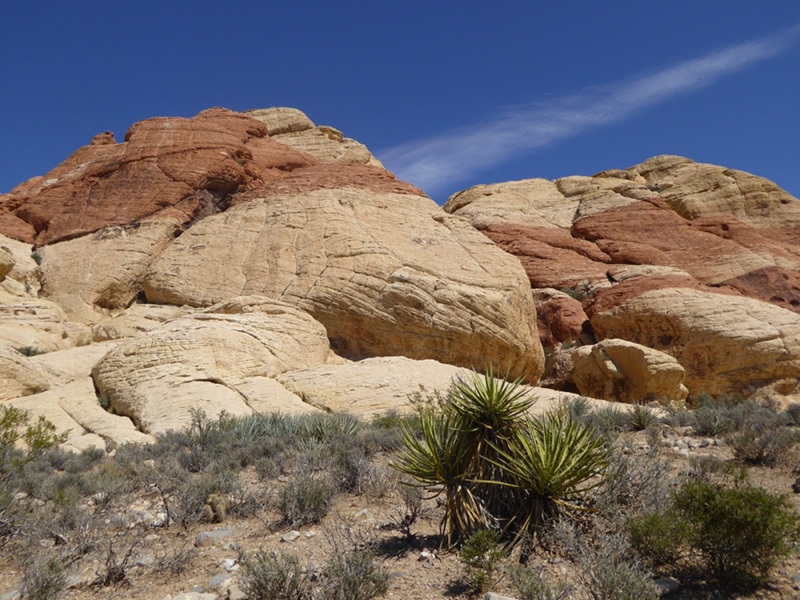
378, 25, 800, 196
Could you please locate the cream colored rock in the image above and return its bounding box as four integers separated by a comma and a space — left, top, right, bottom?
39, 220, 180, 323
630, 155, 800, 228
272, 128, 384, 167
28, 341, 121, 385
6, 378, 153, 452
0, 345, 53, 400
92, 297, 331, 433
0, 293, 91, 352
545, 339, 688, 404
591, 288, 800, 397
445, 178, 576, 229
0, 233, 41, 295
143, 189, 544, 383
246, 107, 315, 135
229, 376, 321, 415
276, 356, 468, 416
0, 246, 13, 281
91, 303, 189, 341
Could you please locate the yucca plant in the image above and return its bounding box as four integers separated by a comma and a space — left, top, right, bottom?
391, 410, 492, 545
393, 370, 608, 548
490, 410, 610, 539
448, 369, 537, 523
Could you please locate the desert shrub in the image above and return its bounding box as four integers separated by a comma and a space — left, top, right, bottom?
692, 405, 737, 437
279, 475, 335, 527
1, 406, 67, 483
628, 404, 658, 431
510, 565, 570, 600
589, 405, 632, 440
561, 396, 593, 425
596, 446, 672, 517
725, 408, 798, 465
238, 549, 313, 600
548, 520, 657, 600
459, 529, 506, 594
15, 345, 45, 357
686, 454, 725, 480
22, 554, 67, 600
629, 480, 799, 590
323, 548, 390, 600
784, 402, 800, 426
392, 370, 537, 544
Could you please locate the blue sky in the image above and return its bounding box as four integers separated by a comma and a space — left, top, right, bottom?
2, 2, 799, 204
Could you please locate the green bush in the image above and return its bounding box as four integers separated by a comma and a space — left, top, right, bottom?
459, 529, 506, 593
239, 549, 313, 600
22, 554, 67, 600
725, 409, 798, 466
628, 404, 658, 431
629, 480, 799, 590
1, 405, 67, 483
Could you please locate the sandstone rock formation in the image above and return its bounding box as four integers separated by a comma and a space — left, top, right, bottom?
587, 285, 800, 400
0, 108, 317, 246
446, 156, 800, 401
4, 106, 799, 446
143, 183, 544, 383
246, 107, 384, 167
92, 297, 331, 434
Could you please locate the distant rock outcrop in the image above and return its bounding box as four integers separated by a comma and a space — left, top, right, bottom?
445, 156, 800, 402
0, 107, 546, 445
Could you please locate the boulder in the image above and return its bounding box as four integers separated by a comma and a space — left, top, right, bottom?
92, 297, 331, 434
589, 286, 800, 398
0, 345, 52, 401
246, 107, 315, 135
144, 177, 544, 383
533, 288, 592, 347
544, 339, 688, 404
248, 107, 383, 167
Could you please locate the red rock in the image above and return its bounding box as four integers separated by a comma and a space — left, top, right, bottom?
0, 108, 318, 246
480, 224, 611, 289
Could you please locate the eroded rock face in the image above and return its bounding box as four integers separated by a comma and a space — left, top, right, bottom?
0, 108, 317, 246
588, 286, 800, 398
444, 155, 800, 299
143, 184, 544, 383
38, 220, 180, 323
92, 297, 331, 433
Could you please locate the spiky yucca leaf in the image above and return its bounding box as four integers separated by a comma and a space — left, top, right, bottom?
448, 369, 536, 524
493, 411, 610, 535
390, 411, 493, 545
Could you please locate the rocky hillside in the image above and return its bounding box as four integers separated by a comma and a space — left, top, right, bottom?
1, 106, 799, 450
